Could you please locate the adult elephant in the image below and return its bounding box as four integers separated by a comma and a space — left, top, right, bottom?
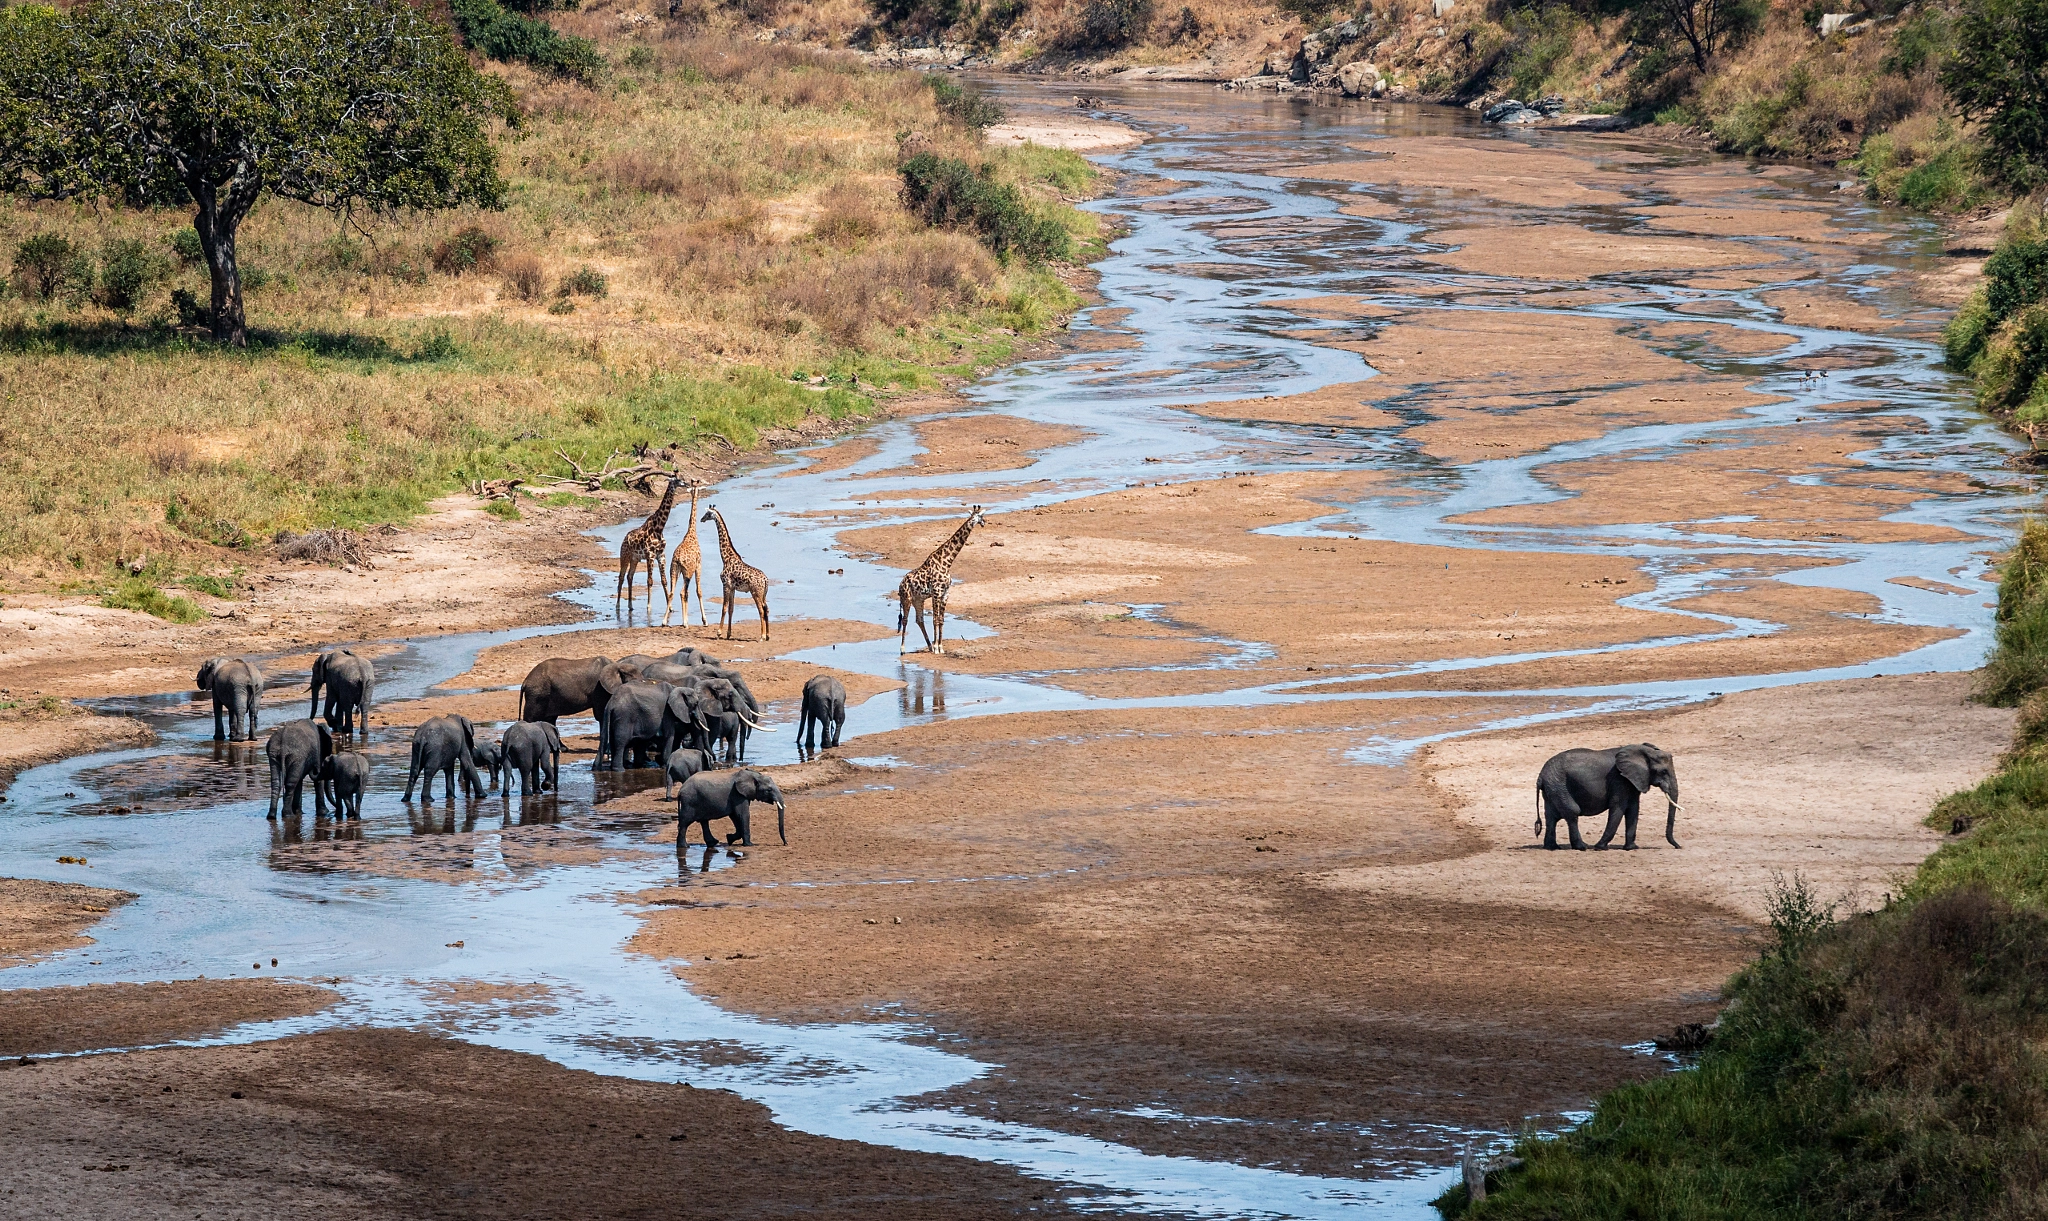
690, 663, 763, 761
502, 720, 564, 797
308, 649, 375, 734
670, 677, 755, 765
675, 768, 786, 872
197, 656, 264, 742
266, 718, 335, 818
403, 714, 487, 802
518, 656, 628, 725
599, 681, 675, 771
797, 675, 846, 753
1536, 743, 1682, 851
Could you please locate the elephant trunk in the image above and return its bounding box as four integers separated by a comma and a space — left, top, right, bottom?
776, 801, 786, 846
1663, 782, 1682, 849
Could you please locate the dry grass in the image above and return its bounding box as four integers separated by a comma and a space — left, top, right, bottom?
0, 6, 1103, 584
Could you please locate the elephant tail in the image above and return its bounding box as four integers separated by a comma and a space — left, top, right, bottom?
1534, 789, 1544, 839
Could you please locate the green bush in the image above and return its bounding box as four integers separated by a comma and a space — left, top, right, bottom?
179, 573, 238, 599
485, 496, 521, 520
926, 74, 1005, 131
96, 237, 169, 313
447, 0, 604, 83
102, 577, 203, 623
13, 233, 89, 301
899, 153, 1070, 264
1073, 0, 1151, 48
558, 265, 609, 297
1895, 144, 1976, 209
167, 226, 205, 267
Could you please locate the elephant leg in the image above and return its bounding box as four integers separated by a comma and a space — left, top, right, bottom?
245, 695, 259, 742
267, 753, 282, 819
402, 741, 423, 801
214, 697, 227, 742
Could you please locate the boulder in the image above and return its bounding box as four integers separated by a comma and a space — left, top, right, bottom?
1263, 50, 1297, 76
1431, 0, 1454, 15
1534, 93, 1566, 115
1817, 11, 1852, 34
1338, 60, 1381, 97
1482, 98, 1526, 122
1300, 18, 1364, 64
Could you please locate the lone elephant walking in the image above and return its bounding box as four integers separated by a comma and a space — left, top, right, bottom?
797, 675, 846, 753
675, 768, 786, 872
1536, 742, 1682, 851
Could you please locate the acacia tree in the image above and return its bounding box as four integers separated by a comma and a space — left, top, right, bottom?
0, 0, 508, 345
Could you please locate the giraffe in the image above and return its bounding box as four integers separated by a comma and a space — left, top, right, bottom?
663, 481, 706, 627
615, 473, 680, 618
701, 506, 771, 641
897, 505, 984, 655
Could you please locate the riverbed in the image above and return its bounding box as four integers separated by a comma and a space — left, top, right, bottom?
0, 82, 2026, 1218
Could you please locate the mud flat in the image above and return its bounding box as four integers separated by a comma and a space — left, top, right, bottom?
0, 82, 2026, 1215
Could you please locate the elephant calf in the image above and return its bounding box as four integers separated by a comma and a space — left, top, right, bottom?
664, 747, 711, 800
319, 751, 370, 820
267, 719, 335, 818
797, 675, 846, 753
1536, 742, 1682, 851
473, 738, 504, 791
675, 768, 786, 872
502, 720, 563, 797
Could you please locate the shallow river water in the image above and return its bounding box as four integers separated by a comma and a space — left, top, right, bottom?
1, 83, 2032, 1217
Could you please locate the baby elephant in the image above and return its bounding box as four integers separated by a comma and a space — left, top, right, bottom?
319, 751, 371, 820
664, 747, 712, 800
1536, 742, 1682, 851
472, 737, 504, 791
501, 720, 563, 797
796, 675, 846, 753
676, 768, 786, 872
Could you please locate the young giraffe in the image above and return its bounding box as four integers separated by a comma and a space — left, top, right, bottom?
701, 506, 771, 641
662, 482, 707, 627
614, 473, 680, 618
897, 505, 985, 655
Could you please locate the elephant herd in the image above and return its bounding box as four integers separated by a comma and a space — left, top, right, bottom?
197, 641, 851, 864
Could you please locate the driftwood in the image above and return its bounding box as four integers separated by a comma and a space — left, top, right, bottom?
1461, 1143, 1525, 1204
469, 478, 525, 501
274, 528, 372, 568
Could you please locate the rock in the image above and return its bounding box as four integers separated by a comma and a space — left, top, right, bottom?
1534, 93, 1565, 115
1262, 50, 1294, 76
1300, 18, 1363, 64
1817, 11, 1853, 34
1482, 99, 1528, 122
1432, 0, 1454, 14
1337, 61, 1378, 96
1371, 77, 1388, 97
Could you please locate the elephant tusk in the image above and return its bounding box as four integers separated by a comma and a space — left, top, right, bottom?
738, 710, 765, 730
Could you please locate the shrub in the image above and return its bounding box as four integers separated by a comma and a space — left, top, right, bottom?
558, 265, 609, 297
102, 578, 203, 623
869, 0, 966, 33
899, 153, 1070, 264
316, 234, 365, 272
448, 0, 605, 83
500, 253, 546, 301
167, 226, 205, 267
1074, 0, 1151, 49
431, 225, 501, 275
96, 237, 169, 313
927, 74, 1005, 130
485, 497, 521, 520
13, 234, 89, 301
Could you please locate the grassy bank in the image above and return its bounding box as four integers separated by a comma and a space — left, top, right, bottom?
0, 19, 1102, 593
1436, 520, 2048, 1219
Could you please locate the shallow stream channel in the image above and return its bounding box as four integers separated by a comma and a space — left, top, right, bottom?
1, 83, 2032, 1217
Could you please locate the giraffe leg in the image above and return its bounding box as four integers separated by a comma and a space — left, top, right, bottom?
647, 544, 666, 617
897, 589, 913, 653
615, 549, 633, 612
933, 597, 947, 655
722, 585, 736, 639
694, 575, 707, 630
755, 588, 769, 641
913, 598, 935, 653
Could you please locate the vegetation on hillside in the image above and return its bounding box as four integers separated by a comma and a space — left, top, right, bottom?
1946, 202, 2048, 442
1436, 521, 2048, 1217
0, 2, 1102, 602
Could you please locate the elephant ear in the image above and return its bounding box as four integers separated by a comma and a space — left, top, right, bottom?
310, 653, 328, 688
1615, 747, 1652, 793
196, 659, 218, 691
315, 722, 335, 757
598, 663, 627, 695
455, 716, 476, 750
543, 723, 564, 750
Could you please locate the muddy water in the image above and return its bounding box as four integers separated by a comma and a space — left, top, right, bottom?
0, 84, 2029, 1217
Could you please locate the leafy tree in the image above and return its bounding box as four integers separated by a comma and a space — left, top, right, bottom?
0, 0, 508, 346
448, 0, 605, 83
1943, 0, 2048, 191
1629, 0, 1763, 71
12, 234, 89, 301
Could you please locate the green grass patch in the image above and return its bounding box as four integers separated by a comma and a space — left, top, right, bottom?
178, 573, 238, 599
102, 577, 203, 623
485, 497, 521, 520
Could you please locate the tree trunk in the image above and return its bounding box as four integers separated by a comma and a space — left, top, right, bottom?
190, 181, 251, 348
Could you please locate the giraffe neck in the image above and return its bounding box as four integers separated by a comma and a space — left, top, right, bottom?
711, 510, 744, 567
679, 486, 701, 546
639, 476, 681, 539
920, 517, 979, 582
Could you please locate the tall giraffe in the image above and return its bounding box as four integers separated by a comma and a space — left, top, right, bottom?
701, 506, 771, 641
615, 473, 680, 618
897, 505, 984, 655
663, 482, 707, 628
